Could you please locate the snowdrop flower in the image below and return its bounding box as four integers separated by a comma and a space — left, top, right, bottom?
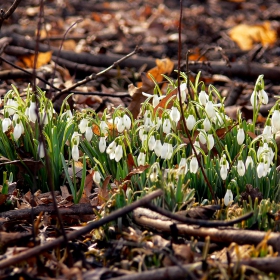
161, 142, 169, 159
186, 115, 196, 130
137, 150, 146, 166
178, 83, 187, 103
237, 159, 245, 176
198, 130, 207, 145
271, 109, 280, 132
142, 92, 164, 108
72, 144, 79, 162
250, 90, 258, 109
162, 118, 171, 134
155, 116, 162, 130
100, 120, 109, 134
116, 115, 125, 133
6, 97, 18, 116
25, 101, 30, 117
13, 119, 22, 140
170, 106, 180, 125
220, 165, 228, 180
258, 89, 268, 105
207, 134, 214, 150
262, 124, 272, 140
141, 131, 148, 144
166, 142, 173, 160
198, 90, 209, 106
2, 113, 12, 133
40, 110, 49, 125
38, 141, 45, 158
245, 156, 254, 169
123, 114, 131, 130
148, 135, 156, 151
71, 131, 80, 146
106, 140, 117, 159
115, 144, 123, 162
193, 140, 201, 155
78, 118, 88, 134
257, 161, 265, 178
178, 157, 188, 175
92, 169, 101, 184
205, 101, 216, 119
29, 96, 37, 123
150, 166, 159, 182
190, 157, 199, 173
203, 118, 211, 132
85, 124, 93, 142
237, 127, 245, 145
144, 113, 154, 129
224, 189, 233, 206
99, 136, 106, 153
154, 136, 162, 157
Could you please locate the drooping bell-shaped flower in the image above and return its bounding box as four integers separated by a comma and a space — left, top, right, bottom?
99, 136, 106, 153
162, 118, 171, 134
2, 112, 11, 133
166, 142, 173, 160
100, 120, 109, 134
220, 165, 228, 180
258, 89, 268, 105
123, 114, 131, 130
72, 143, 79, 162
205, 100, 216, 119
237, 127, 245, 145
170, 106, 180, 125
198, 90, 209, 106
271, 109, 280, 132
13, 119, 22, 141
186, 115, 196, 131
106, 140, 116, 159
189, 157, 199, 173
203, 117, 211, 132
178, 157, 188, 175
154, 136, 162, 157
150, 166, 158, 182
85, 123, 93, 141
207, 134, 214, 150
198, 130, 207, 145
178, 83, 187, 103
144, 113, 154, 129
142, 92, 165, 108
92, 169, 101, 184
237, 159, 245, 176
71, 131, 80, 146
6, 96, 18, 116
245, 156, 254, 169
116, 115, 125, 133
38, 141, 45, 158
78, 118, 88, 134
250, 90, 258, 109
257, 161, 265, 178
161, 142, 169, 160
115, 144, 123, 162
137, 149, 146, 166
148, 135, 156, 151
193, 140, 201, 155
29, 95, 37, 123
262, 124, 272, 140
224, 189, 233, 206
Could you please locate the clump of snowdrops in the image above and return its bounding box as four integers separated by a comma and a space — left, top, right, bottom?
0, 73, 280, 210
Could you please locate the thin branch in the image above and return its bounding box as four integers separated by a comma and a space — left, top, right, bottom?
0, 0, 22, 30
51, 46, 141, 102
0, 189, 163, 269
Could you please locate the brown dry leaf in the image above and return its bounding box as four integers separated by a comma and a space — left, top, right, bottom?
229, 22, 277, 50
127, 153, 136, 172
0, 194, 8, 206
92, 122, 115, 136
98, 175, 111, 205
247, 131, 257, 139
163, 244, 194, 266
128, 72, 155, 119
19, 51, 52, 68
124, 165, 150, 181
147, 58, 174, 83
84, 173, 93, 197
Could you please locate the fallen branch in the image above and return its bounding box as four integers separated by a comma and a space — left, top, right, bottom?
0, 189, 163, 269
0, 0, 22, 30
133, 207, 280, 252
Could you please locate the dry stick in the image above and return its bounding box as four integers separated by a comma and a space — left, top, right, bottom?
0, 189, 163, 269
145, 203, 253, 227
176, 0, 216, 202
0, 0, 22, 30
51, 46, 141, 102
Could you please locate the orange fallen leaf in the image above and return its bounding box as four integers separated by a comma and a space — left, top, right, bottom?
229, 22, 277, 50
147, 58, 174, 83
19, 51, 52, 68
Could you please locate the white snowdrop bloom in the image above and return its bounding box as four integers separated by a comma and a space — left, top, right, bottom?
203, 118, 211, 132
139, 127, 145, 141
40, 110, 49, 125
237, 160, 245, 176
6, 98, 18, 116
150, 166, 158, 182
72, 144, 79, 162
186, 115, 196, 131
245, 156, 254, 169
178, 157, 188, 175
193, 140, 201, 155
100, 121, 109, 134
262, 125, 272, 140
207, 134, 214, 150
71, 131, 80, 145
166, 143, 173, 160
85, 125, 93, 142
99, 136, 106, 153
2, 116, 12, 133
271, 110, 280, 132
144, 114, 154, 129
148, 135, 156, 151
178, 83, 187, 103
224, 189, 233, 206
38, 141, 45, 158
162, 118, 171, 134
198, 90, 209, 106
170, 106, 180, 125
220, 164, 228, 180
13, 121, 22, 141
190, 157, 199, 173
115, 144, 123, 162
258, 89, 268, 105
257, 161, 265, 178
198, 130, 207, 145
116, 116, 125, 133
250, 90, 258, 109
142, 92, 164, 108
161, 142, 169, 159
29, 101, 37, 123
237, 128, 245, 145
155, 116, 162, 130
92, 170, 101, 184
154, 139, 162, 157
106, 140, 116, 158
137, 151, 146, 166
78, 118, 88, 134
141, 131, 148, 144
123, 114, 131, 130
205, 101, 216, 119
66, 109, 73, 120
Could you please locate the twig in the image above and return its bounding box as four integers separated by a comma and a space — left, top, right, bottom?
145, 203, 253, 227
51, 46, 141, 102
0, 189, 163, 269
0, 0, 22, 30
176, 0, 216, 202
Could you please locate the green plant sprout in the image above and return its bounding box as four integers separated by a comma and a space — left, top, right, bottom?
0, 73, 279, 220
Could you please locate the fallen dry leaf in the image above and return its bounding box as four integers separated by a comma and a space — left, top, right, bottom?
19, 51, 52, 68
